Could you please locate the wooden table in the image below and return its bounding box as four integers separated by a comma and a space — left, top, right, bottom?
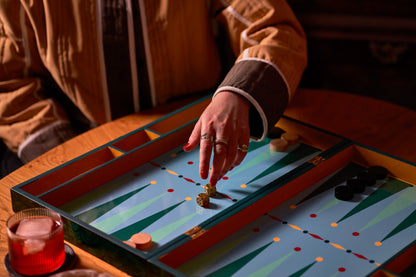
1, 89, 415, 276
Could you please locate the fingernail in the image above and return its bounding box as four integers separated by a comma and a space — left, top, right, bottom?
182, 143, 190, 151
200, 171, 208, 179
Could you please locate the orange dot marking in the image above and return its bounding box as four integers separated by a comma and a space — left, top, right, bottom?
288, 224, 302, 231
166, 169, 178, 176
330, 243, 345, 251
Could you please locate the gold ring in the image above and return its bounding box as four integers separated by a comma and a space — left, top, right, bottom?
237, 144, 249, 153
200, 133, 213, 142
214, 138, 229, 147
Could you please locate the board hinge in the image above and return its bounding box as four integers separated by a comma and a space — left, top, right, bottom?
308, 155, 326, 166
184, 226, 206, 239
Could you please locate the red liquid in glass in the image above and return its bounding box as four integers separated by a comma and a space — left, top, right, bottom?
8, 217, 65, 276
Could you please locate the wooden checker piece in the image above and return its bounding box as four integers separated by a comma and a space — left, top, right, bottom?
270, 138, 288, 152
334, 185, 354, 201
130, 232, 153, 250
346, 178, 366, 193
367, 165, 388, 180
358, 171, 377, 186
281, 132, 300, 145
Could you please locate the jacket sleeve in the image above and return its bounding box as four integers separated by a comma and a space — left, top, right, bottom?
0, 79, 77, 164
213, 0, 307, 140
0, 1, 76, 163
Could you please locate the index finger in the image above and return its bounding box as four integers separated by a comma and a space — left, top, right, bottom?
183, 120, 202, 152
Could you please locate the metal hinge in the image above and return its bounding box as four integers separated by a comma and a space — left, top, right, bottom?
308, 156, 326, 166
184, 226, 206, 239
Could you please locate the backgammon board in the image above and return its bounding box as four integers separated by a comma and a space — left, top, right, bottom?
11, 97, 416, 276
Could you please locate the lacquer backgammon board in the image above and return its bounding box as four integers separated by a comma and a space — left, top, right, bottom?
10, 97, 416, 276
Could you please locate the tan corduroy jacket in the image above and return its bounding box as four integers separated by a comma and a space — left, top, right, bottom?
0, 0, 307, 162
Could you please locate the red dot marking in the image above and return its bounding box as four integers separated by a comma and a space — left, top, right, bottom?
168, 189, 174, 192
222, 176, 229, 180
133, 172, 140, 176
253, 228, 260, 232
338, 267, 346, 272
352, 232, 360, 236
310, 214, 317, 218
268, 214, 282, 222
187, 161, 194, 165
294, 247, 301, 252
183, 177, 195, 183
353, 253, 368, 260
309, 233, 324, 240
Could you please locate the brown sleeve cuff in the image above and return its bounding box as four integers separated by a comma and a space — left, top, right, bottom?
215, 59, 289, 140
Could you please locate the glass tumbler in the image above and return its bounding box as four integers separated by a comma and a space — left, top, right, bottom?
6, 207, 65, 275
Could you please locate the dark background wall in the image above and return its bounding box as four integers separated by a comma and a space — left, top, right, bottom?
288, 0, 416, 110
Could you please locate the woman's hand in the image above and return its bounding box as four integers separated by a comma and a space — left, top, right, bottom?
183, 91, 250, 186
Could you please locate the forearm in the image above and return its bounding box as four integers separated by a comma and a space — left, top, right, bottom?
214, 0, 307, 140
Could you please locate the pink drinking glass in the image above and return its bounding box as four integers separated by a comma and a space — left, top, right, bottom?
7, 208, 65, 276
